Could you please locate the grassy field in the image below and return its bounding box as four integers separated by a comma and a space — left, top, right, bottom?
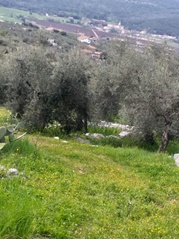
0, 7, 80, 24
0, 108, 179, 238
0, 7, 32, 23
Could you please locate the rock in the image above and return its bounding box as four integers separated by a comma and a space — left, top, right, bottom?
93, 121, 134, 131
54, 136, 59, 140
7, 168, 19, 176
78, 168, 84, 174
85, 133, 104, 139
118, 131, 131, 138
61, 140, 68, 143
174, 154, 179, 167
85, 133, 90, 136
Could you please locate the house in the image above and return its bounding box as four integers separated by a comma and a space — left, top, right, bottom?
77, 35, 91, 44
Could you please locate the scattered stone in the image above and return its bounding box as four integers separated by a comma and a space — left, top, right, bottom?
7, 168, 19, 176
174, 154, 179, 167
88, 121, 134, 140
93, 121, 134, 131
85, 133, 104, 139
61, 140, 68, 143
78, 168, 84, 174
118, 131, 132, 138
54, 136, 59, 140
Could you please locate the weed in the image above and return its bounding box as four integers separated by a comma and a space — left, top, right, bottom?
88, 125, 121, 136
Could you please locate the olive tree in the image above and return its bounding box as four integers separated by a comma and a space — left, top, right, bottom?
93, 40, 143, 121
3, 46, 93, 133
51, 47, 93, 133
3, 46, 53, 128
122, 47, 179, 152
98, 41, 179, 152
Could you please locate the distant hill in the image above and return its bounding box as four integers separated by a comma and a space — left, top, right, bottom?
0, 0, 179, 36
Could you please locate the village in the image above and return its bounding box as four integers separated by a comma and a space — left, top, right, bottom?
27, 15, 179, 58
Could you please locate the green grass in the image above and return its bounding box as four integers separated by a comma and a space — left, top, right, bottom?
0, 107, 11, 125
88, 125, 121, 136
0, 7, 28, 23
85, 133, 159, 151
0, 7, 82, 25
0, 135, 179, 238
1, 107, 179, 238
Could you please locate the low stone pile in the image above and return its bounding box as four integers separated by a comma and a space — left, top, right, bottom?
0, 165, 20, 178
86, 121, 134, 139
96, 121, 134, 132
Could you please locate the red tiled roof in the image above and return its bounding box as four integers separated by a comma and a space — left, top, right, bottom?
78, 35, 89, 41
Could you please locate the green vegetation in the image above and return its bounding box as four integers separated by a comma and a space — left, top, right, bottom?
0, 107, 10, 125
88, 125, 121, 136
0, 124, 179, 237
0, 9, 179, 237
0, 7, 81, 25
0, 107, 179, 238
0, 7, 34, 23
0, 32, 179, 152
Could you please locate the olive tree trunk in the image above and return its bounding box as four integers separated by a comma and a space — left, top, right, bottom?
158, 126, 170, 152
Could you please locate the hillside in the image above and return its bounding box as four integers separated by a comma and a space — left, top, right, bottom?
1, 0, 179, 36
0, 106, 179, 238
1, 12, 179, 236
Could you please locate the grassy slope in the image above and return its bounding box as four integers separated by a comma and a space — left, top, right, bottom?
0, 108, 179, 238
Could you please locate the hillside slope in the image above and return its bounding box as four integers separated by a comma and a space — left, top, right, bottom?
0, 132, 179, 238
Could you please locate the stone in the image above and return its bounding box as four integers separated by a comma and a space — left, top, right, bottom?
118, 131, 131, 138
54, 136, 59, 140
174, 154, 179, 167
7, 168, 19, 176
61, 140, 68, 143
94, 121, 134, 131
85, 133, 104, 139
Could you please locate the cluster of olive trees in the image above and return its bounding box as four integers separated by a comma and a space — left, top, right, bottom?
94, 41, 179, 151
1, 41, 179, 152
1, 46, 93, 133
